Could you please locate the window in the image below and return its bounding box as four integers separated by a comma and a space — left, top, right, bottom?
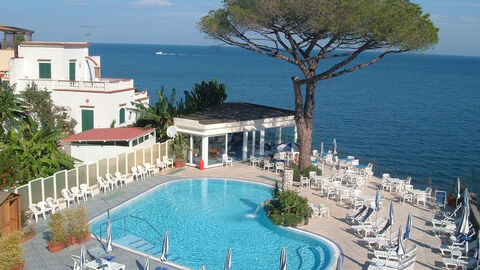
81, 110, 94, 132
132, 139, 138, 146
69, 62, 76, 81
139, 136, 144, 144
144, 135, 149, 140
119, 108, 125, 124
39, 62, 51, 79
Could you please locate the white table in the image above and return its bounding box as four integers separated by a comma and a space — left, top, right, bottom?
408, 189, 427, 205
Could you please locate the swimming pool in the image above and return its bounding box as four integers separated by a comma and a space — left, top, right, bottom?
90, 178, 337, 269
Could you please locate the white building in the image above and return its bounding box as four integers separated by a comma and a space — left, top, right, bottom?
8, 41, 149, 133
61, 127, 156, 163
173, 102, 297, 168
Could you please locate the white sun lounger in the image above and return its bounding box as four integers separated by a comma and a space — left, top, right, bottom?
352, 217, 387, 237
374, 244, 417, 261
363, 231, 398, 250
346, 205, 368, 224
372, 254, 417, 269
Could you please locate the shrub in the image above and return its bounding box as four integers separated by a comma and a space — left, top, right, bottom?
0, 231, 24, 270
48, 212, 67, 243
265, 190, 313, 227
65, 207, 90, 240
290, 164, 322, 181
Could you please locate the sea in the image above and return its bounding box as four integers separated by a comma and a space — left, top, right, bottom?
90, 43, 480, 194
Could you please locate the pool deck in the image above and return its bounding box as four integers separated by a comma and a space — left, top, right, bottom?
23, 163, 442, 269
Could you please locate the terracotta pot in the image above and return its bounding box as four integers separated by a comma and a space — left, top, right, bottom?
48, 240, 66, 253
70, 233, 91, 245
23, 232, 35, 242
174, 160, 184, 168
9, 261, 25, 270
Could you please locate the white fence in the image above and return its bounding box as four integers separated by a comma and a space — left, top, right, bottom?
15, 139, 172, 212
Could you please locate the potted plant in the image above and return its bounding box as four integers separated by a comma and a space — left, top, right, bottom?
171, 134, 189, 168
65, 207, 90, 245
48, 212, 68, 253
22, 222, 36, 242
0, 231, 25, 270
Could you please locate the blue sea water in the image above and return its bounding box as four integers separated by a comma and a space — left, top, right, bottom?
91, 179, 335, 270
90, 43, 480, 193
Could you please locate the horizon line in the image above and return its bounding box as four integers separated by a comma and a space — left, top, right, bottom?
83, 41, 480, 58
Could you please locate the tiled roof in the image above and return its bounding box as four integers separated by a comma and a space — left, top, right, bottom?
177, 102, 294, 125
61, 127, 155, 142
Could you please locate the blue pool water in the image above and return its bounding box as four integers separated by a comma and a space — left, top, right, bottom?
90, 179, 336, 270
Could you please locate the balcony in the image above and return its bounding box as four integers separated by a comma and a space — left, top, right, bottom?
17, 78, 134, 92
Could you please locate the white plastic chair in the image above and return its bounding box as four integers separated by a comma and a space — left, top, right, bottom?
45, 197, 60, 213
137, 165, 147, 180
115, 172, 128, 187
71, 187, 84, 203
80, 184, 94, 200
61, 188, 75, 208
163, 155, 174, 168
300, 176, 310, 188
145, 163, 155, 176
275, 162, 285, 174
156, 158, 167, 172
97, 176, 110, 193
131, 167, 142, 181
29, 204, 42, 222
263, 161, 274, 172
250, 155, 260, 167
37, 201, 52, 220
222, 154, 233, 167
105, 173, 118, 189
318, 204, 330, 218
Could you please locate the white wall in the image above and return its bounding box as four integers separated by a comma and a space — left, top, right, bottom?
8, 43, 149, 133
70, 134, 156, 163
10, 44, 90, 91
51, 88, 147, 132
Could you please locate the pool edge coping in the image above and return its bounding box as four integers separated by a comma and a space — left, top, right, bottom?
89, 177, 342, 270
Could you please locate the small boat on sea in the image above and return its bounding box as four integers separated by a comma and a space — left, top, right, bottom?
155, 51, 163, 55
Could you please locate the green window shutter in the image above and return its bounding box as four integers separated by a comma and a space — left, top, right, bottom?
119, 108, 125, 124
81, 110, 94, 131
69, 62, 76, 81
39, 63, 51, 79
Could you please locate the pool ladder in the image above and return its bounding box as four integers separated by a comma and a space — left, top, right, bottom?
97, 214, 164, 245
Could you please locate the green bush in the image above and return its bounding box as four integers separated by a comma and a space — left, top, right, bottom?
265, 190, 313, 227
0, 231, 24, 270
290, 164, 322, 181
65, 207, 90, 240
48, 212, 67, 243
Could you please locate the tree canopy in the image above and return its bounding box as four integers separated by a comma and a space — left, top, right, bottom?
199, 0, 438, 80
0, 118, 75, 188
198, 0, 438, 168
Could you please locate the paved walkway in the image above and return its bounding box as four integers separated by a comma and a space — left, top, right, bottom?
23, 163, 443, 269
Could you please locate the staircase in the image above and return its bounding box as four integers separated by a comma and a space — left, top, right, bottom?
116, 234, 163, 256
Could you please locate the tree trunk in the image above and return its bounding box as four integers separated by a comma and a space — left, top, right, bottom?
292, 76, 316, 169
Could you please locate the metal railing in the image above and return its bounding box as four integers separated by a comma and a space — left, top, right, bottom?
97, 214, 163, 246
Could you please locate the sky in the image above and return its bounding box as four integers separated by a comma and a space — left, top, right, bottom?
2, 0, 480, 56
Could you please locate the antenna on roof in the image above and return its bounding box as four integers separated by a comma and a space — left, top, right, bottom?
78, 25, 99, 42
